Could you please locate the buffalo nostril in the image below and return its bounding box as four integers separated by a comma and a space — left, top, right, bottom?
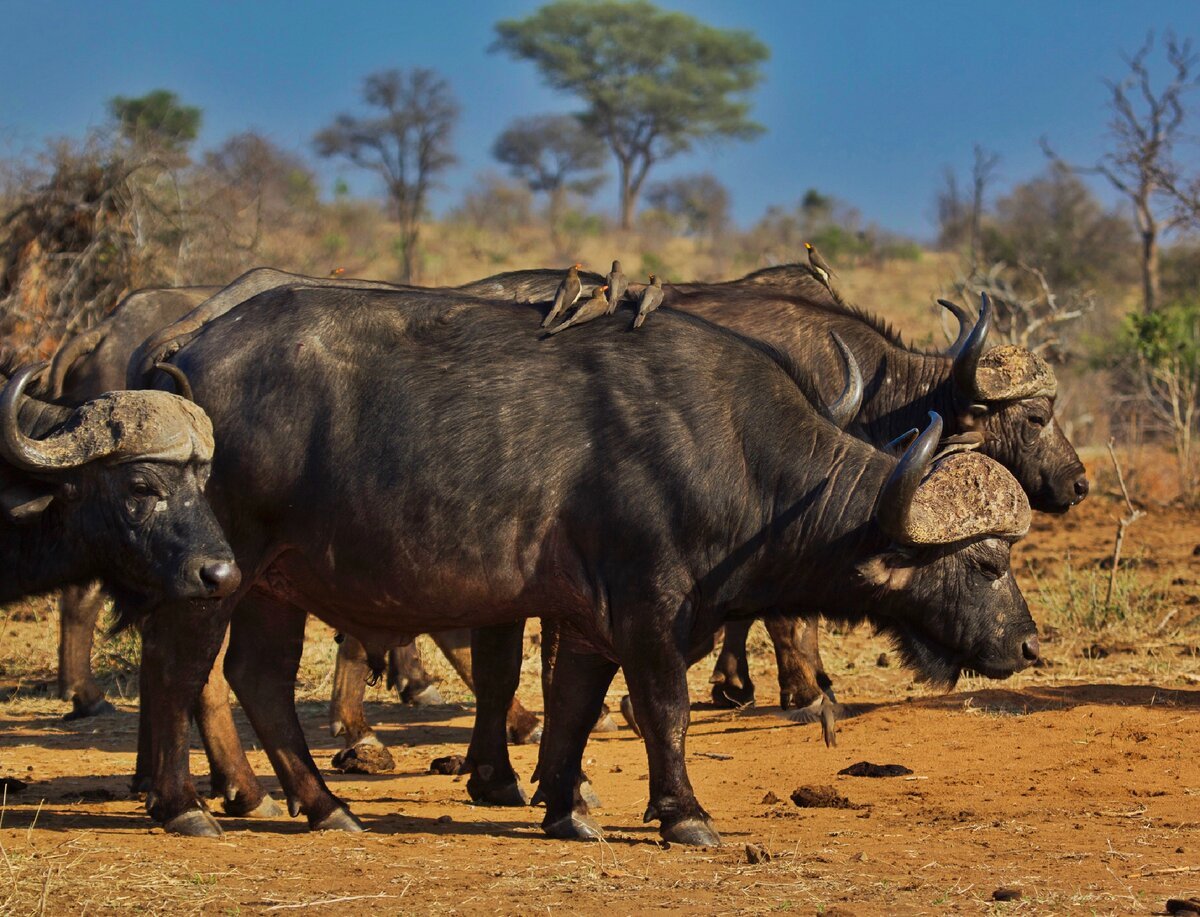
199, 560, 240, 595
1021, 635, 1040, 662
1074, 477, 1090, 500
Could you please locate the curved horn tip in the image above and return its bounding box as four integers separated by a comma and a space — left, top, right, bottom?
0, 363, 58, 472
875, 411, 943, 543
824, 331, 863, 429
153, 362, 194, 402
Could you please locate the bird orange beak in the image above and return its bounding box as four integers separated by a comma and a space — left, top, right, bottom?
804, 242, 814, 252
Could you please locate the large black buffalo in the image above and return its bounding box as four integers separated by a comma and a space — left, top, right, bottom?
0, 359, 237, 607
132, 284, 1036, 845
46, 271, 543, 741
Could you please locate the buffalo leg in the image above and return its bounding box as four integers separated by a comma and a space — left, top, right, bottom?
328, 635, 396, 774
620, 618, 720, 847
59, 582, 115, 719
766, 616, 834, 710
195, 630, 279, 817
464, 623, 528, 806
536, 641, 617, 840
141, 599, 231, 837
224, 590, 361, 832
709, 619, 755, 708
431, 627, 542, 745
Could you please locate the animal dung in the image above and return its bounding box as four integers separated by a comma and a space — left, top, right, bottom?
790, 785, 861, 809
760, 790, 781, 805
837, 761, 914, 778
1167, 900, 1200, 917
0, 776, 27, 794
992, 887, 1022, 902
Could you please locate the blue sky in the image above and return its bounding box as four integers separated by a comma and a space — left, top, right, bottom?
2, 1, 1198, 239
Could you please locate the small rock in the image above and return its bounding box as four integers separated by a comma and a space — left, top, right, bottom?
1192, 544, 1200, 556
744, 843, 771, 864
838, 761, 913, 778
876, 652, 890, 668
436, 814, 453, 824
429, 754, 468, 776
760, 790, 781, 805
992, 887, 1022, 902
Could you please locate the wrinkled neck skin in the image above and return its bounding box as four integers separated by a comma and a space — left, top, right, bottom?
718, 423, 894, 626
855, 349, 959, 443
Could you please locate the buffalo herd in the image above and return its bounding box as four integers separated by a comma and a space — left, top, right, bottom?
4, 255, 1089, 845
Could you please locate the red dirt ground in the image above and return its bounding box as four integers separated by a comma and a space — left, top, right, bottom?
1, 494, 1199, 914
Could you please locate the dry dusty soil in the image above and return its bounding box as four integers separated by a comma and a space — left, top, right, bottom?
2, 493, 1200, 915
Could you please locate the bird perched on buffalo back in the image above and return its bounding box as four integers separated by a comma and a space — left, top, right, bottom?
546, 285, 609, 336
605, 260, 628, 315
541, 263, 584, 328
632, 274, 664, 330
804, 242, 835, 290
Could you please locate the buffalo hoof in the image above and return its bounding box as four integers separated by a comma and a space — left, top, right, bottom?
592, 712, 619, 733
619, 695, 641, 737
579, 780, 602, 810
661, 817, 721, 847
224, 794, 282, 819
468, 778, 528, 807
402, 683, 445, 706
543, 812, 603, 841
313, 806, 365, 833
63, 697, 117, 721
331, 739, 395, 775
164, 808, 223, 838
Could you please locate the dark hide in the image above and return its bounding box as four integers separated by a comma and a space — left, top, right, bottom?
136, 285, 1036, 842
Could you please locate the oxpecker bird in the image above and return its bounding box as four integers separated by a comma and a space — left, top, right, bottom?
541, 263, 584, 328
605, 260, 628, 315
631, 274, 664, 330
546, 286, 609, 336
805, 242, 835, 290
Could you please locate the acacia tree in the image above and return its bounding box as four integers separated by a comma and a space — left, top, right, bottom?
109, 89, 202, 154
315, 68, 459, 282
493, 0, 767, 229
1044, 33, 1199, 313
492, 114, 606, 235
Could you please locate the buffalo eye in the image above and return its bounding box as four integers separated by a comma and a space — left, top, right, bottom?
130, 481, 156, 499
1027, 414, 1047, 428
978, 559, 1006, 581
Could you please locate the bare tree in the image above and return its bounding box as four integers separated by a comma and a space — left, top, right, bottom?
1044, 33, 1199, 313
944, 261, 1093, 360
968, 145, 1000, 269
315, 68, 459, 282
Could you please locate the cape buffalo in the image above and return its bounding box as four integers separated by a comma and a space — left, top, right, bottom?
46, 273, 544, 745
0, 359, 237, 606
131, 285, 1037, 845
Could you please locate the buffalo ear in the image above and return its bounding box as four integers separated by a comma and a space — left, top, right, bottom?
856, 551, 915, 591
0, 481, 55, 523
957, 403, 990, 431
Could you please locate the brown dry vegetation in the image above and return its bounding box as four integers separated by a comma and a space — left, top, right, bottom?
1, 487, 1199, 914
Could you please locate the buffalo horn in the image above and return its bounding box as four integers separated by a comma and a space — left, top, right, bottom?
950, 293, 992, 403
937, 298, 970, 357
153, 362, 194, 402
0, 363, 75, 472
875, 411, 943, 543
822, 332, 864, 429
